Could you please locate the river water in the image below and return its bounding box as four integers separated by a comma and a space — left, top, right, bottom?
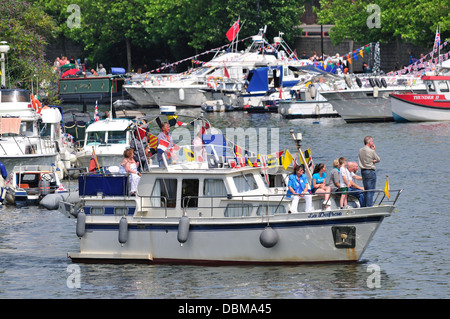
1, 107, 449, 300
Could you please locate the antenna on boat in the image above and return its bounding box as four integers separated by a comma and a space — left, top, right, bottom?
289, 129, 312, 182
110, 80, 113, 119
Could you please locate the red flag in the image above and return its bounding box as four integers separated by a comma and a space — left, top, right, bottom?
224, 65, 230, 78
89, 156, 97, 172
226, 20, 240, 41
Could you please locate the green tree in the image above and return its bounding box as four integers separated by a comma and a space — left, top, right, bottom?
39, 0, 306, 72
316, 0, 449, 48
0, 0, 59, 100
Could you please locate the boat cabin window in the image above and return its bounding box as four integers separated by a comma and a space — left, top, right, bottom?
114, 207, 129, 216
224, 203, 253, 217
0, 90, 30, 103
263, 174, 287, 188
20, 121, 35, 137
17, 173, 40, 188
86, 131, 106, 145
426, 81, 436, 92
182, 179, 199, 208
438, 81, 449, 93
233, 173, 258, 193
203, 179, 227, 196
151, 178, 177, 208
108, 130, 127, 144
256, 204, 286, 216
91, 207, 104, 215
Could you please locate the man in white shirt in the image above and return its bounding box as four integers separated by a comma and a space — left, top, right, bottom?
347, 161, 365, 207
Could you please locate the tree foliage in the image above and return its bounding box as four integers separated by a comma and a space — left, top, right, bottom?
316, 0, 449, 48
0, 0, 59, 99
37, 0, 306, 72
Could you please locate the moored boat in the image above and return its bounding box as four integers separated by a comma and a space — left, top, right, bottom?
59, 115, 402, 264
390, 75, 450, 122
75, 117, 134, 168
4, 165, 66, 206
0, 89, 69, 175
320, 75, 427, 123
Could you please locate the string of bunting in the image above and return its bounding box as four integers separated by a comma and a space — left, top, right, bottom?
149, 36, 252, 74
386, 40, 449, 76
150, 115, 314, 171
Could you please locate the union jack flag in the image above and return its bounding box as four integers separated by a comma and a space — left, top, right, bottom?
434, 26, 440, 52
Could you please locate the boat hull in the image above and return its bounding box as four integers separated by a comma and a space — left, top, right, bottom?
321, 89, 395, 123
391, 93, 450, 122
145, 86, 207, 107
123, 85, 157, 106
68, 207, 391, 264
278, 100, 339, 119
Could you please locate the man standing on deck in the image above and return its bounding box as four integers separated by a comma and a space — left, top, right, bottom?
358, 136, 380, 207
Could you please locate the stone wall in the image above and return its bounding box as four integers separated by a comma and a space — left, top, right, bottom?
45, 36, 85, 64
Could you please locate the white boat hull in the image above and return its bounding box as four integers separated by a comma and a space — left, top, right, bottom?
391, 95, 450, 122
278, 100, 339, 119
321, 89, 395, 122
123, 85, 157, 106
145, 86, 207, 107
67, 202, 392, 264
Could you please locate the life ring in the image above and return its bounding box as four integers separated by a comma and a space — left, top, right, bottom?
31, 94, 37, 111
369, 78, 376, 87
207, 76, 216, 88
381, 78, 387, 88
36, 99, 42, 113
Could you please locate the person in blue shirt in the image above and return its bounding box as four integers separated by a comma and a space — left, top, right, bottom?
311, 163, 332, 209
0, 161, 7, 203
286, 164, 312, 213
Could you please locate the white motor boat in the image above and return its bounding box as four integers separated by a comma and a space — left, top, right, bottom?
4, 164, 66, 206
75, 118, 134, 168
391, 75, 450, 122
59, 115, 402, 264
320, 75, 427, 123
0, 89, 66, 175
125, 32, 308, 108
278, 83, 339, 119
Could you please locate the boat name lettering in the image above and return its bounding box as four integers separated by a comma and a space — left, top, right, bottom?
413, 95, 436, 100
308, 211, 342, 218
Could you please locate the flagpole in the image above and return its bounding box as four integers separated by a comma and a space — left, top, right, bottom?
289, 129, 312, 182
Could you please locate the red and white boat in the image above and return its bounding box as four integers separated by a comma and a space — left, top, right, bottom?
390, 75, 450, 122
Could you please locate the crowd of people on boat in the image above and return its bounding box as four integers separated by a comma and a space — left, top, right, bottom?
53, 56, 107, 78
287, 135, 380, 212
116, 119, 380, 212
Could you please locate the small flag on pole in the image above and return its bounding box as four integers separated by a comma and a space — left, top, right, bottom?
94, 101, 99, 121
282, 149, 293, 170
384, 175, 390, 199
226, 19, 240, 42
89, 155, 97, 172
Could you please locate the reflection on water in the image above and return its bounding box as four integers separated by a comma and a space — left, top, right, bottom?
1, 108, 450, 299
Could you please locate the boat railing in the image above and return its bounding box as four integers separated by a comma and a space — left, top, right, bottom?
0, 135, 57, 155
136, 188, 402, 218
323, 188, 403, 207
